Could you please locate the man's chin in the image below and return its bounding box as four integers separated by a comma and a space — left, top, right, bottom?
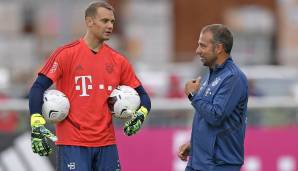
102, 37, 110, 41
201, 61, 208, 66
202, 63, 207, 66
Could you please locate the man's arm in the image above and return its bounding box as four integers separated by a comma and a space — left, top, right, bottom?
124, 85, 151, 136
29, 74, 53, 114
29, 74, 57, 156
184, 77, 201, 100
135, 85, 151, 112
191, 75, 245, 126
178, 142, 191, 161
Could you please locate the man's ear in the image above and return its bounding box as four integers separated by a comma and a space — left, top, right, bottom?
85, 16, 94, 27
216, 43, 224, 54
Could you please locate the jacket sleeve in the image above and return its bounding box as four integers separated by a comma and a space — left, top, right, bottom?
191, 75, 245, 126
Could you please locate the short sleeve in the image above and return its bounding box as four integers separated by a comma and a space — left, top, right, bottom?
39, 47, 66, 83
120, 59, 141, 88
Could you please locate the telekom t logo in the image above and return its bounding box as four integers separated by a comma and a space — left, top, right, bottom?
75, 76, 92, 96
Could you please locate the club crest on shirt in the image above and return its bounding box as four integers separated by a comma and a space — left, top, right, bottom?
211, 77, 221, 87
105, 63, 114, 74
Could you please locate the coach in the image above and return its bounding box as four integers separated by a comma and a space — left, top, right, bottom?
178, 24, 248, 171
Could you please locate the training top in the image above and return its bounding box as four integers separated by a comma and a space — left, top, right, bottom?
188, 58, 248, 171
39, 39, 141, 147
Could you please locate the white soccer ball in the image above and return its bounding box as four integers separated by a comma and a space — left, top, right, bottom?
42, 89, 70, 123
108, 85, 140, 119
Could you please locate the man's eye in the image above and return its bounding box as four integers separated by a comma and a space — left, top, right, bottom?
102, 19, 108, 23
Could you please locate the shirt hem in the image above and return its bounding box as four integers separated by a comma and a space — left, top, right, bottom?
55, 141, 116, 147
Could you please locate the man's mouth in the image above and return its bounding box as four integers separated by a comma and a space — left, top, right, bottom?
105, 31, 112, 35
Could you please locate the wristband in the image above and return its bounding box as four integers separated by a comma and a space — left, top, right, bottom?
187, 92, 195, 101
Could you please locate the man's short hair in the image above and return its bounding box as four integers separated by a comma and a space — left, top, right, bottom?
85, 1, 114, 18
202, 24, 233, 54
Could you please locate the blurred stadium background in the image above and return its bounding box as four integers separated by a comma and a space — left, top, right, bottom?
0, 0, 297, 170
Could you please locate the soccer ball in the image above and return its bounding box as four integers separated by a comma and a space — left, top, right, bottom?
108, 85, 140, 119
42, 89, 70, 123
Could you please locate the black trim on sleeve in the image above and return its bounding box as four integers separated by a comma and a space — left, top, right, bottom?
135, 85, 151, 112
29, 74, 53, 115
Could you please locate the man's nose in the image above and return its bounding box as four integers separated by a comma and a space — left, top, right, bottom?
195, 46, 201, 55
107, 22, 113, 29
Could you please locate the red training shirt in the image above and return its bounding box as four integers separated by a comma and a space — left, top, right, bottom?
39, 39, 141, 147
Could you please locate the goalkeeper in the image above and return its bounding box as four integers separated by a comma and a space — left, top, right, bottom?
28, 1, 151, 170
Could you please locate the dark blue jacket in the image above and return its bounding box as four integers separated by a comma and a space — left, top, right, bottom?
188, 58, 248, 171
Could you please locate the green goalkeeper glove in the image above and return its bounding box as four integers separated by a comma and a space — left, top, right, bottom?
124, 106, 148, 136
31, 113, 57, 156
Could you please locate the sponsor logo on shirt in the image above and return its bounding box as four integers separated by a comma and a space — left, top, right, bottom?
74, 75, 114, 96
75, 76, 93, 96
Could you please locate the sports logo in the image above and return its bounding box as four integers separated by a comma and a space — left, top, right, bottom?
105, 63, 114, 74
67, 162, 75, 170
48, 110, 59, 119
211, 77, 221, 87
199, 81, 207, 92
75, 76, 92, 96
75, 75, 114, 96
75, 64, 83, 71
50, 62, 58, 73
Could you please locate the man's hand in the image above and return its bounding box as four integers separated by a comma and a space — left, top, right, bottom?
178, 142, 191, 161
124, 106, 148, 136
31, 113, 57, 156
184, 77, 201, 96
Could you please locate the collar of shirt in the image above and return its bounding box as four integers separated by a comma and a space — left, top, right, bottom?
211, 57, 233, 73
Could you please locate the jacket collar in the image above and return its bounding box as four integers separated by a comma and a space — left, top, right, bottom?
211, 57, 232, 72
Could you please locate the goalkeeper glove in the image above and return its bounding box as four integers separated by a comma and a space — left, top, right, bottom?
124, 106, 148, 136
31, 113, 57, 156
